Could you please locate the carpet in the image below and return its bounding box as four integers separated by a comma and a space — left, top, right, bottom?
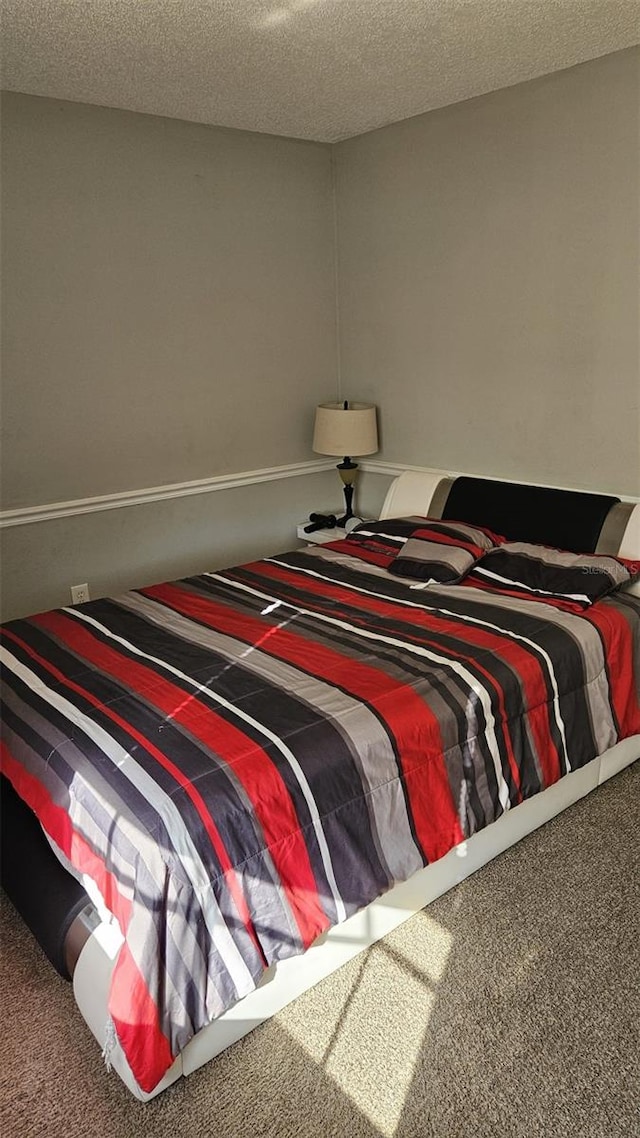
1, 762, 639, 1138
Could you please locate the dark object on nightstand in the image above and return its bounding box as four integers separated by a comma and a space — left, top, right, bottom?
304, 512, 337, 534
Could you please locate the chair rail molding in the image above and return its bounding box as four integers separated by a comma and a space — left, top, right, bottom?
3, 460, 635, 528
0, 460, 335, 529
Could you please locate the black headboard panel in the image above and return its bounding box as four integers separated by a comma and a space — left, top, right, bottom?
441, 476, 619, 554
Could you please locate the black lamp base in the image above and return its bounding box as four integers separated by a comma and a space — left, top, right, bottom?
337, 483, 355, 527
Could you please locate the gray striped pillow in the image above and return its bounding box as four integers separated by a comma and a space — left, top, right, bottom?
389, 520, 503, 584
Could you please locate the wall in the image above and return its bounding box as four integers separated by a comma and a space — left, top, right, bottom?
335, 48, 640, 498
0, 471, 337, 619
0, 93, 338, 618
3, 51, 638, 618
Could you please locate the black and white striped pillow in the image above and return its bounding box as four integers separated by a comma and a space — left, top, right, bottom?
464, 542, 640, 607
388, 520, 503, 584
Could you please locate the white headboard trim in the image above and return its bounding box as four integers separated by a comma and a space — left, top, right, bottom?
379, 471, 444, 521
618, 503, 640, 561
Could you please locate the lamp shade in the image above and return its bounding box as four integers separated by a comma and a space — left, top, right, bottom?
312, 402, 378, 458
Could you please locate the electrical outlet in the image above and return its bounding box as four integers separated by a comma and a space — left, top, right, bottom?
70, 583, 90, 605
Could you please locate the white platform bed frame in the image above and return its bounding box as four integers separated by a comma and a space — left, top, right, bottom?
70, 471, 640, 1100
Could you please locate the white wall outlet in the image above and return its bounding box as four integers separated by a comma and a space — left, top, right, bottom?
70, 583, 90, 605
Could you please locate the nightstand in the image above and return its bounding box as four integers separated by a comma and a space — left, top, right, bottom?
297, 524, 348, 546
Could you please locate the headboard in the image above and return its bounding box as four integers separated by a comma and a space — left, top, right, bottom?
380, 471, 640, 561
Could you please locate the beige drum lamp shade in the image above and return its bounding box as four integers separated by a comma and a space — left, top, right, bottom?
312, 402, 378, 459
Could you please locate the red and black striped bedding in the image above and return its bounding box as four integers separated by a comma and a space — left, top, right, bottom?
1, 540, 639, 1092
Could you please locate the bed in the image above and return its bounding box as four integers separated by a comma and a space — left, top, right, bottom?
1, 470, 639, 1100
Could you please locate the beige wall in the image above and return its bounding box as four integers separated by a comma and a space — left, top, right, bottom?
2, 51, 639, 618
1, 93, 337, 508
335, 48, 640, 497
0, 470, 338, 620
1, 93, 339, 618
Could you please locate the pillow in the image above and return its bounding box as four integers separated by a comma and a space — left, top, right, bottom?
388, 519, 504, 584
463, 541, 640, 608
339, 516, 433, 558
321, 517, 431, 571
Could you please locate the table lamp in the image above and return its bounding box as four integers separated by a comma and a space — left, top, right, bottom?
312, 400, 378, 524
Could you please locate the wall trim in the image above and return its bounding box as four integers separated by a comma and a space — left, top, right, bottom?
0, 460, 334, 529
360, 460, 414, 477
2, 459, 636, 528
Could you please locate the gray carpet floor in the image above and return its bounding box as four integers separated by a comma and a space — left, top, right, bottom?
1, 763, 639, 1138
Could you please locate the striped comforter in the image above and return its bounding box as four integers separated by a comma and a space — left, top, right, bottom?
2, 541, 639, 1092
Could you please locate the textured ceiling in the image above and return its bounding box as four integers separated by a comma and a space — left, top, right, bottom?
2, 1, 638, 142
